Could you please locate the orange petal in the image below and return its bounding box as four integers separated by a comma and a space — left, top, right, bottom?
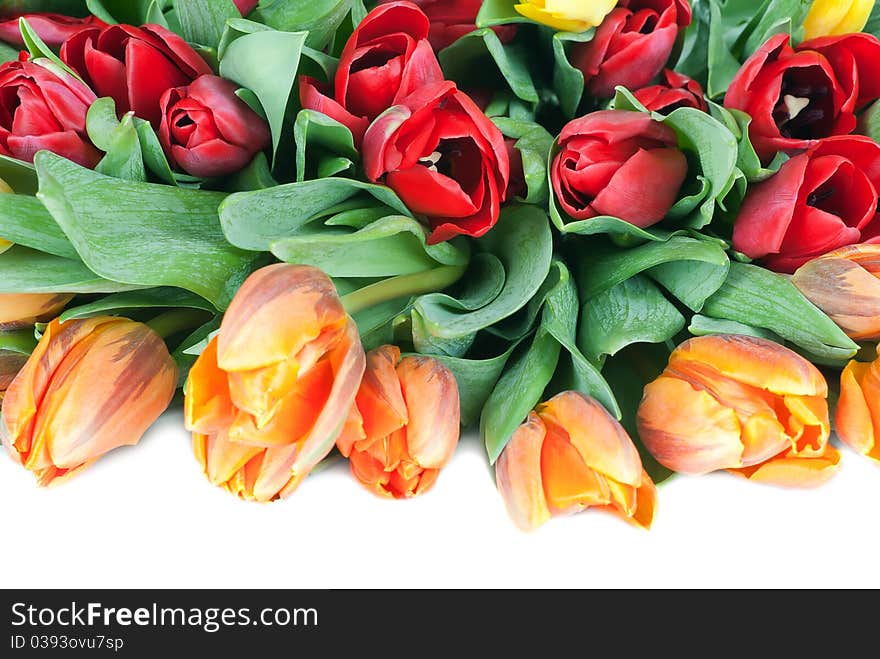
184, 337, 235, 434
738, 412, 791, 467
539, 391, 642, 486
356, 345, 407, 441
782, 394, 831, 455
540, 423, 612, 515
349, 449, 394, 498
495, 412, 551, 531
0, 293, 73, 329
835, 359, 880, 462
637, 376, 744, 473
336, 402, 366, 458
201, 430, 263, 486
603, 470, 657, 530
396, 354, 460, 469
730, 445, 841, 487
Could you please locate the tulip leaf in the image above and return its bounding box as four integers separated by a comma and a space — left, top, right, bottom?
87, 100, 147, 183
253, 0, 354, 50
476, 0, 532, 26
0, 156, 37, 196
225, 152, 279, 192
133, 117, 191, 186
708, 102, 788, 182
293, 109, 358, 183
440, 27, 539, 105
671, 0, 710, 86
353, 296, 412, 353
433, 345, 518, 428
174, 0, 239, 49
218, 25, 308, 165
866, 4, 880, 38
688, 315, 782, 342
0, 194, 77, 259
172, 317, 221, 385
551, 30, 595, 119
0, 246, 143, 294
493, 116, 554, 205
33, 152, 262, 309
18, 19, 83, 82
701, 262, 859, 364
59, 288, 214, 322
580, 275, 686, 365
648, 259, 731, 312
85, 0, 155, 24
0, 329, 38, 355
0, 41, 18, 65
412, 205, 553, 339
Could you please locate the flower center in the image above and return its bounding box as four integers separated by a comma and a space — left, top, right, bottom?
772, 68, 833, 140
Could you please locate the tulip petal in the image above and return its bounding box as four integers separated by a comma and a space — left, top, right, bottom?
836, 359, 880, 462
184, 338, 236, 435
730, 445, 841, 487
540, 424, 613, 515
354, 346, 408, 442
495, 412, 551, 532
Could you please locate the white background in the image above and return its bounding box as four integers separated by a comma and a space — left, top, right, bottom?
2, 410, 879, 589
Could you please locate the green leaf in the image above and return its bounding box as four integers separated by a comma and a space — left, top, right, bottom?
439, 28, 539, 105
133, 117, 182, 186
701, 262, 859, 364
172, 316, 221, 385
0, 328, 38, 355
59, 287, 214, 322
0, 194, 77, 259
174, 0, 239, 49
433, 345, 517, 428
477, 0, 532, 26
0, 41, 18, 65
688, 314, 782, 341
85, 0, 154, 24
225, 152, 278, 192
493, 116, 554, 205
0, 156, 37, 196
293, 109, 358, 182
672, 0, 710, 86
0, 246, 142, 293
253, 0, 353, 50
18, 19, 83, 81
579, 275, 686, 364
87, 99, 147, 183
218, 25, 308, 166
706, 0, 744, 99
34, 152, 262, 309
220, 177, 411, 250
551, 30, 595, 118
648, 259, 730, 312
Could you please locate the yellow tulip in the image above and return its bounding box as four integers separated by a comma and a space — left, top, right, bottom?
515, 0, 618, 33
803, 0, 874, 40
0, 293, 74, 330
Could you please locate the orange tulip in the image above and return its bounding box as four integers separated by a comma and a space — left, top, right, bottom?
0, 292, 74, 330
185, 264, 365, 502
336, 345, 460, 498
637, 335, 839, 487
835, 347, 880, 464
791, 244, 880, 341
0, 317, 177, 485
495, 391, 657, 532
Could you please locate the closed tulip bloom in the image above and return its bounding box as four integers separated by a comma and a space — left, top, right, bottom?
0, 317, 177, 486
836, 348, 880, 463
637, 335, 839, 487
792, 244, 880, 341
185, 264, 366, 502
337, 345, 460, 498
496, 391, 657, 532
804, 0, 874, 40
0, 13, 106, 48
515, 0, 617, 33
0, 292, 73, 330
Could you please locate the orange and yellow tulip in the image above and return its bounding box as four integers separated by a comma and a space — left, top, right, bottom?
336, 345, 460, 498
792, 244, 880, 341
185, 264, 365, 502
495, 391, 657, 531
637, 335, 839, 487
0, 293, 74, 330
0, 317, 177, 485
835, 347, 880, 464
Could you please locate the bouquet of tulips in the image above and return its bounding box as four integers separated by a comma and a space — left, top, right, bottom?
2, 0, 879, 532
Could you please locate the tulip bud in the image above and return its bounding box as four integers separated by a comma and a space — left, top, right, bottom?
0, 292, 74, 330
637, 335, 839, 487
1, 317, 177, 485
336, 345, 460, 498
835, 347, 880, 464
804, 0, 874, 40
185, 264, 366, 502
791, 244, 880, 341
495, 391, 657, 532
515, 0, 617, 33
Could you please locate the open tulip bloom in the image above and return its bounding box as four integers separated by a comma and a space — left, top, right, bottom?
2, 0, 880, 532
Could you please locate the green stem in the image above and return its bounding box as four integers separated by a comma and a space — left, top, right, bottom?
341, 264, 468, 315
146, 309, 211, 339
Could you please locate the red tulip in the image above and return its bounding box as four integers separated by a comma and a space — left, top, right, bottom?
725, 33, 880, 163
732, 136, 880, 273
299, 1, 443, 145
159, 75, 271, 178
571, 0, 692, 100
551, 110, 688, 227
0, 55, 100, 167
232, 0, 258, 16
60, 23, 211, 127
363, 80, 509, 244
378, 0, 517, 51
633, 69, 707, 114
0, 13, 106, 47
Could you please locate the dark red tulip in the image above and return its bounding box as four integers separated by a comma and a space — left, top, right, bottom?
551, 110, 688, 227
363, 80, 509, 244
633, 69, 707, 114
158, 75, 271, 178
232, 0, 258, 16
733, 136, 880, 273
0, 13, 106, 47
571, 0, 692, 100
299, 1, 442, 145
0, 56, 100, 167
725, 33, 880, 164
379, 0, 517, 51
60, 23, 212, 127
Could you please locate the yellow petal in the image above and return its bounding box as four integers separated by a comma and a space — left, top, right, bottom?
730, 445, 841, 487
804, 0, 874, 39
515, 0, 617, 32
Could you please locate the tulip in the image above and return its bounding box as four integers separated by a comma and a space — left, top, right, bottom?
0, 13, 106, 47
804, 0, 874, 41
158, 75, 271, 178
633, 69, 708, 114
185, 264, 366, 502
232, 0, 258, 16
0, 292, 73, 330
379, 0, 517, 51
337, 345, 460, 498
637, 335, 839, 487
791, 244, 880, 341
0, 317, 178, 486
514, 0, 617, 33
496, 391, 657, 531
835, 347, 880, 464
